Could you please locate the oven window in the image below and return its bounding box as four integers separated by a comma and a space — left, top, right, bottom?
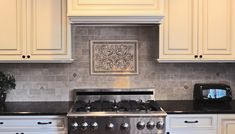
203, 89, 226, 99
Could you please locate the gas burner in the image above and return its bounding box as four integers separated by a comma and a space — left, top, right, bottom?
117, 100, 144, 112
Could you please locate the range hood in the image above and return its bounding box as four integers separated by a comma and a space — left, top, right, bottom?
67, 0, 164, 24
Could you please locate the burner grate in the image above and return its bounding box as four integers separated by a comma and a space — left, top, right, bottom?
73, 100, 161, 112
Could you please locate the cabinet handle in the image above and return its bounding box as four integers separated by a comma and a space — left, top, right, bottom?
199, 55, 203, 58
0, 122, 3, 125
27, 55, 31, 58
184, 120, 199, 123
194, 55, 198, 58
22, 55, 26, 59
37, 121, 52, 125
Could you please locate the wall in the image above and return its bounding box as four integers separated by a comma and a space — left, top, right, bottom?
1, 26, 235, 101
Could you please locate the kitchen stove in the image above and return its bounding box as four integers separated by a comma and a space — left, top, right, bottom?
67, 88, 167, 134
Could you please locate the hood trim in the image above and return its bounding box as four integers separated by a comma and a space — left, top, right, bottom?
68, 16, 164, 24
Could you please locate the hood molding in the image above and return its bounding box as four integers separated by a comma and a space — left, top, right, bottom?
68, 16, 164, 24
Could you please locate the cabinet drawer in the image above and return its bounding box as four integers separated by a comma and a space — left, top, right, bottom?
167, 114, 216, 129
0, 116, 65, 130
0, 132, 66, 134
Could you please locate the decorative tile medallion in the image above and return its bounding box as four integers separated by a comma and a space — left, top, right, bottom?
90, 40, 138, 75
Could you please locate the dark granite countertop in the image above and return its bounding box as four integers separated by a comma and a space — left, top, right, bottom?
158, 100, 235, 114
0, 102, 72, 115
1, 100, 235, 115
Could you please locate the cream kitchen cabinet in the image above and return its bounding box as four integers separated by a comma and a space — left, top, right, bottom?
166, 114, 217, 134
0, 0, 25, 61
218, 114, 235, 134
0, 0, 72, 63
68, 0, 164, 16
0, 116, 67, 134
67, 0, 164, 23
159, 0, 235, 62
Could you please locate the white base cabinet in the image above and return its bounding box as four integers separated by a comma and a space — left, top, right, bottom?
167, 114, 235, 134
218, 114, 235, 134
166, 114, 217, 134
0, 132, 65, 134
0, 116, 67, 134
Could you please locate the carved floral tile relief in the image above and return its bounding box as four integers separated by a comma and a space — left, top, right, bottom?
90, 40, 138, 75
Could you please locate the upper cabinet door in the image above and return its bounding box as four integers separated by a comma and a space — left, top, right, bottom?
28, 0, 69, 60
68, 0, 164, 16
0, 0, 25, 60
159, 0, 197, 60
199, 0, 235, 60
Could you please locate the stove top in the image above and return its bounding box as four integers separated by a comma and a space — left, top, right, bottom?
73, 100, 161, 112
67, 88, 166, 117
67, 88, 166, 134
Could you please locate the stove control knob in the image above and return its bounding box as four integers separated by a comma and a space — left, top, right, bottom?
147, 121, 155, 130
91, 122, 98, 129
71, 122, 79, 129
156, 121, 164, 130
106, 123, 114, 129
137, 121, 145, 130
121, 123, 129, 130
81, 122, 89, 130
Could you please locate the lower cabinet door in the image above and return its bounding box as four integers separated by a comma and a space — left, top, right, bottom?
0, 132, 17, 134
167, 130, 216, 134
25, 132, 66, 134
0, 132, 66, 134
166, 114, 217, 134
218, 114, 235, 134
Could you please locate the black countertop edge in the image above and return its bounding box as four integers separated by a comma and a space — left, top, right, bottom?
158, 100, 235, 114
0, 101, 73, 116
0, 112, 69, 115
2, 100, 235, 115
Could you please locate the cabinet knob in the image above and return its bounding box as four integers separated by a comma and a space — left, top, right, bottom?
22, 55, 26, 59
27, 55, 31, 58
199, 55, 203, 58
0, 122, 3, 125
194, 55, 198, 58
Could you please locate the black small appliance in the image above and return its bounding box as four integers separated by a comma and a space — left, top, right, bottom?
193, 83, 232, 102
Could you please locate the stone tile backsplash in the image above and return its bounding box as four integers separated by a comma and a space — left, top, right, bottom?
1, 26, 235, 101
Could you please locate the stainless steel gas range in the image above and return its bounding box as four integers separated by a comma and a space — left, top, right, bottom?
67, 88, 167, 134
